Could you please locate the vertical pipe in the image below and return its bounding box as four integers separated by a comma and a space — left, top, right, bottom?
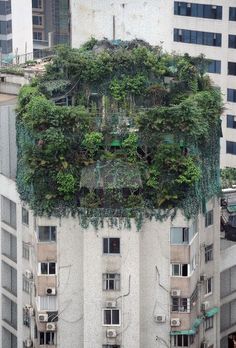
113, 15, 116, 40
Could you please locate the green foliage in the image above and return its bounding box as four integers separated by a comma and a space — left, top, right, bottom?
82, 132, 103, 157
56, 171, 76, 198
16, 39, 222, 228
221, 168, 236, 189
0, 67, 24, 76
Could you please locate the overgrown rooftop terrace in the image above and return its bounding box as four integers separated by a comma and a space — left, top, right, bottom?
16, 39, 222, 229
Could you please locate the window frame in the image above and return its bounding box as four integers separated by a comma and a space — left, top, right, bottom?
205, 210, 213, 227
38, 296, 57, 311
103, 238, 120, 254
173, 334, 194, 347
23, 275, 30, 293
102, 273, 121, 291
38, 226, 57, 242
171, 297, 190, 313
22, 207, 29, 225
38, 262, 57, 275
171, 263, 189, 277
205, 316, 213, 330
33, 15, 43, 26
205, 244, 213, 263
102, 308, 121, 326
39, 331, 56, 345
205, 277, 213, 296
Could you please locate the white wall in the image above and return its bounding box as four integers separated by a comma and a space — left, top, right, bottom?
11, 0, 33, 56
71, 0, 173, 51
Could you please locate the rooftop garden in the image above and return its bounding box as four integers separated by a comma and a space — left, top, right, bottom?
16, 39, 222, 229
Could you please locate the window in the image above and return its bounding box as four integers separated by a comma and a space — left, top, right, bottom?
226, 141, 236, 155
205, 210, 213, 227
38, 262, 56, 275
0, 39, 12, 54
23, 275, 30, 293
205, 277, 213, 295
205, 316, 213, 330
2, 229, 17, 262
0, 1, 11, 15
174, 2, 222, 20
174, 29, 221, 47
228, 62, 236, 76
103, 309, 120, 326
2, 261, 17, 295
229, 35, 236, 49
170, 227, 189, 244
33, 15, 43, 26
227, 115, 236, 129
32, 0, 42, 9
38, 226, 56, 242
190, 287, 198, 309
39, 332, 56, 345
22, 242, 30, 260
171, 264, 189, 277
22, 208, 29, 225
0, 20, 12, 34
33, 31, 43, 41
228, 89, 236, 102
38, 296, 57, 311
102, 346, 120, 348
172, 297, 190, 312
2, 328, 17, 348
103, 238, 120, 254
229, 7, 236, 21
173, 334, 194, 347
190, 255, 196, 272
205, 244, 213, 263
2, 295, 17, 329
1, 196, 16, 228
207, 60, 221, 74
103, 273, 120, 291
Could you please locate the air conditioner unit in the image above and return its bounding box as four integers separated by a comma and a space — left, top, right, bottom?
171, 318, 181, 327
200, 274, 207, 282
201, 341, 209, 348
46, 322, 56, 331
25, 269, 33, 280
187, 3, 191, 7
154, 315, 166, 323
105, 301, 116, 308
24, 304, 32, 311
171, 289, 181, 297
201, 301, 210, 311
38, 313, 48, 322
46, 287, 56, 295
106, 329, 117, 338
24, 339, 32, 348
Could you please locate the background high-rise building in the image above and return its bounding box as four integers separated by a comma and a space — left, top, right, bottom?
0, 0, 33, 62
32, 0, 70, 57
70, 0, 236, 169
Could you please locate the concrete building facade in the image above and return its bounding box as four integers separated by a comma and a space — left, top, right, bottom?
0, 0, 33, 61
70, 0, 236, 168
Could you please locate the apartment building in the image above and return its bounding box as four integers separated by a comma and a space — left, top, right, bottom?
32, 0, 70, 57
70, 0, 236, 168
0, 0, 33, 61
0, 42, 221, 348
0, 180, 220, 348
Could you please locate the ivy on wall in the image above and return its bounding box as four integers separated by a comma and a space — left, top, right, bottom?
16, 39, 222, 229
